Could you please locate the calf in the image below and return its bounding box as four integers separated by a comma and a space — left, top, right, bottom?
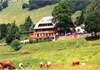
72, 61, 80, 66
19, 63, 23, 69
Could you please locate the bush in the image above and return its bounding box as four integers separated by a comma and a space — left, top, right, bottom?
34, 38, 52, 43
2, 1, 8, 8
29, 39, 33, 43
33, 40, 38, 43
0, 6, 2, 11
11, 40, 21, 51
22, 3, 28, 9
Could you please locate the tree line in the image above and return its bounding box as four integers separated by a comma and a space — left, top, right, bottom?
0, 16, 33, 44
22, 0, 59, 10
22, 0, 100, 12
0, 0, 99, 13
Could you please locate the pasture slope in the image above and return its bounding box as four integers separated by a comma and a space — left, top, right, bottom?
0, 0, 81, 26
0, 0, 56, 26
0, 38, 100, 69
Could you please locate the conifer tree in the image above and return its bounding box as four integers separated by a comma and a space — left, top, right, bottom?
84, 0, 100, 36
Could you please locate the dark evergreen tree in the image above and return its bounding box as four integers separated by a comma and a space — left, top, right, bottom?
84, 11, 100, 36
28, 0, 59, 10
27, 0, 94, 12
84, 0, 100, 36
70, 0, 90, 12
84, 0, 99, 18
0, 24, 7, 39
20, 16, 33, 32
6, 21, 20, 44
75, 11, 84, 26
22, 3, 28, 9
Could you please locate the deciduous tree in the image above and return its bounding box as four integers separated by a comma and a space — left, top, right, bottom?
52, 0, 73, 33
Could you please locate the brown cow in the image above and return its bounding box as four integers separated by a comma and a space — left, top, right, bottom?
72, 61, 80, 66
0, 61, 16, 70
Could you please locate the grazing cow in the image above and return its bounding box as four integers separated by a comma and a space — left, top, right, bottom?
72, 61, 80, 66
46, 61, 51, 68
3, 66, 9, 70
19, 63, 23, 69
0, 61, 16, 70
39, 62, 44, 70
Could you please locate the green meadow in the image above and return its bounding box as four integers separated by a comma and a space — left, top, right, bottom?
0, 0, 81, 26
0, 38, 100, 69
0, 0, 56, 26
0, 0, 99, 69
71, 11, 81, 23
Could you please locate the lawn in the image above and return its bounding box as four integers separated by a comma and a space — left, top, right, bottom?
0, 38, 100, 69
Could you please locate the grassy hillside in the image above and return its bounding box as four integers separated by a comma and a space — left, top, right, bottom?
71, 11, 81, 23
0, 38, 100, 69
0, 0, 56, 26
0, 0, 81, 26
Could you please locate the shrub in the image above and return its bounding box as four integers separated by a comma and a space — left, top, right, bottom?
35, 38, 52, 43
2, 1, 8, 8
29, 39, 33, 43
11, 40, 21, 51
0, 6, 2, 11
22, 3, 28, 9
33, 40, 38, 43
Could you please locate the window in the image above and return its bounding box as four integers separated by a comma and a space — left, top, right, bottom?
38, 23, 53, 27
37, 34, 39, 37
46, 33, 48, 36
40, 34, 42, 37
43, 33, 45, 36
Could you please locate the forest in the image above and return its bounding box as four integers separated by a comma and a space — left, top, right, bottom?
1, 0, 100, 12
27, 0, 100, 12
